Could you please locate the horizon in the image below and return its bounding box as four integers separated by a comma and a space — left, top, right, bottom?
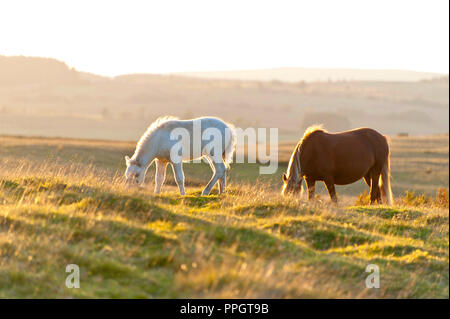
2, 53, 448, 80
1, 0, 448, 77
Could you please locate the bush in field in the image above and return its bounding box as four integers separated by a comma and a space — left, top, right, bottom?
354, 189, 370, 205
401, 189, 449, 208
355, 188, 449, 208
402, 190, 432, 206
436, 188, 449, 208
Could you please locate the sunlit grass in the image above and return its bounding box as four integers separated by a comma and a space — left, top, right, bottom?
0, 135, 448, 298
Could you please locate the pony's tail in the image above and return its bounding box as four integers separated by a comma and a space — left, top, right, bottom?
379, 156, 393, 205
223, 124, 236, 169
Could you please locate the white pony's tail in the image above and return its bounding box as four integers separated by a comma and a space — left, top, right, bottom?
223, 123, 236, 169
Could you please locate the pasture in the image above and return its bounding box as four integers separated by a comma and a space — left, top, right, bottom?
0, 134, 448, 298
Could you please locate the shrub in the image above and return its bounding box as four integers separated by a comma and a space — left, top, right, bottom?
435, 188, 449, 208
402, 190, 432, 206
354, 189, 370, 206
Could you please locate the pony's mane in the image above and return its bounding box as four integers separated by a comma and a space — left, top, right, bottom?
300, 124, 327, 145
286, 125, 327, 179
132, 116, 178, 162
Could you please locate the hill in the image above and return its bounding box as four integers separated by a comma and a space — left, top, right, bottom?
0, 55, 82, 86
0, 55, 448, 141
174, 67, 446, 83
0, 135, 448, 298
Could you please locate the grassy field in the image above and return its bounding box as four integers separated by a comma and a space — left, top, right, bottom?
0, 135, 448, 298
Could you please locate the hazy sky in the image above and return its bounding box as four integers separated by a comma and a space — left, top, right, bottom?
0, 0, 448, 76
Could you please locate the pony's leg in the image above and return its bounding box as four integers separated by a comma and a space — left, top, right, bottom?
170, 162, 186, 195
305, 177, 316, 200
218, 171, 226, 194
324, 179, 338, 203
363, 172, 372, 201
154, 159, 168, 194
202, 160, 226, 196
363, 172, 371, 188
370, 171, 382, 204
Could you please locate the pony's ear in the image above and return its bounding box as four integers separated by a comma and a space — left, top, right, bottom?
125, 156, 131, 164
282, 173, 287, 182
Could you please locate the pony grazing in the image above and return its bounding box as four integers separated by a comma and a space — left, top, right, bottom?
125, 116, 236, 195
282, 126, 393, 205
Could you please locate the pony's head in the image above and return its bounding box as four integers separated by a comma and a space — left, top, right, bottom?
124, 156, 145, 185
281, 142, 303, 196
281, 172, 303, 195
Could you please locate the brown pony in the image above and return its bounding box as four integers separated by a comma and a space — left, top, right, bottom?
282, 126, 393, 204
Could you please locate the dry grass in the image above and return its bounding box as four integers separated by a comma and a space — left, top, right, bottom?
0, 135, 448, 298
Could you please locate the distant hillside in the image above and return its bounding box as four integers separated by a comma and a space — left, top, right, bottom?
0, 55, 448, 140
174, 67, 446, 83
0, 55, 82, 86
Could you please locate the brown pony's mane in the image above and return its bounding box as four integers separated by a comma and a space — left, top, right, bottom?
298, 124, 327, 155
300, 124, 327, 145
286, 125, 327, 180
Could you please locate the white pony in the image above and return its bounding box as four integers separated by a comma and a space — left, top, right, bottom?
125, 116, 236, 195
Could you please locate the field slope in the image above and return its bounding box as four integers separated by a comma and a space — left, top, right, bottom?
0, 135, 448, 298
